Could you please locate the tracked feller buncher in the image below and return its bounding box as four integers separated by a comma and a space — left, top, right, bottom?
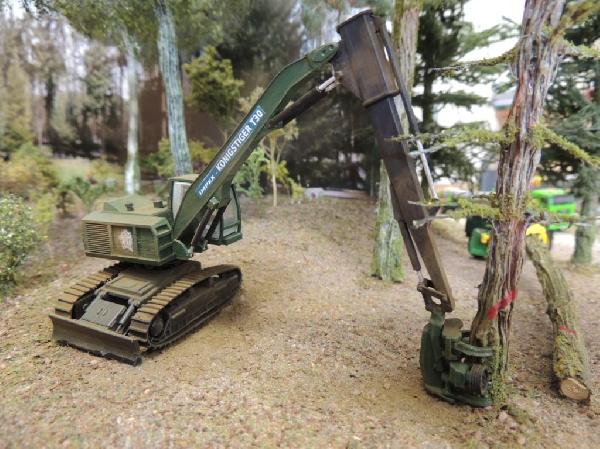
50, 10, 494, 406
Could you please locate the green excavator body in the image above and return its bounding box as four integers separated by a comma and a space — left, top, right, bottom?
50, 9, 493, 406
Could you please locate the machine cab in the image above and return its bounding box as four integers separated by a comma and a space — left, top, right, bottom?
169, 175, 242, 249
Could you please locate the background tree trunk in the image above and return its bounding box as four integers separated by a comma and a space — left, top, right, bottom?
525, 235, 591, 402
572, 165, 598, 265
271, 158, 278, 207
124, 32, 140, 195
572, 62, 600, 265
469, 0, 566, 402
154, 0, 192, 176
371, 0, 420, 282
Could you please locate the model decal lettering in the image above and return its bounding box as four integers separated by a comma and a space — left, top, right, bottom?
196, 106, 265, 197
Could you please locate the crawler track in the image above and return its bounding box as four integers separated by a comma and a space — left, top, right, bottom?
53, 263, 127, 318
128, 264, 241, 350
50, 262, 241, 363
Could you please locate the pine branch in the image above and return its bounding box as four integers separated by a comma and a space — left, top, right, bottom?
428, 2, 599, 77
394, 124, 516, 159
532, 124, 600, 168
410, 194, 591, 230
428, 46, 517, 77
562, 38, 600, 61
552, 0, 600, 41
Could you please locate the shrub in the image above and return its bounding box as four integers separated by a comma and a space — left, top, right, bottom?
184, 46, 244, 124
145, 139, 218, 178
0, 195, 42, 291
87, 158, 122, 188
58, 176, 107, 212
190, 140, 218, 172
0, 143, 59, 198
234, 147, 268, 199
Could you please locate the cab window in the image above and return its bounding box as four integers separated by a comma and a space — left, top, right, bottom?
171, 181, 191, 218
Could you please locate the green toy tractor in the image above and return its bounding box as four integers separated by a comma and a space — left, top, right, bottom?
465, 187, 575, 258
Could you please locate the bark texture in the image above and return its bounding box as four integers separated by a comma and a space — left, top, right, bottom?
525, 235, 591, 402
154, 0, 192, 176
124, 32, 140, 195
469, 0, 567, 399
371, 163, 405, 281
370, 0, 420, 282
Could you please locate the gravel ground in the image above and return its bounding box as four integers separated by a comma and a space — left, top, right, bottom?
1, 198, 599, 449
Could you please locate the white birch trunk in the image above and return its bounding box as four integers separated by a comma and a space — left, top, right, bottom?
124, 32, 140, 195
154, 0, 192, 176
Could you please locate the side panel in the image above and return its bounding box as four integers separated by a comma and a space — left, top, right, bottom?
83, 212, 174, 265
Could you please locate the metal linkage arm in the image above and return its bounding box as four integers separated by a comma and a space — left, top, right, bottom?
334, 10, 454, 312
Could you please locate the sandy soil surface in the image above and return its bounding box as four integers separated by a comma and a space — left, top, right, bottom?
1, 198, 599, 449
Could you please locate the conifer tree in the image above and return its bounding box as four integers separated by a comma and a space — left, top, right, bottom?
2, 48, 33, 153
543, 11, 600, 265
414, 0, 513, 181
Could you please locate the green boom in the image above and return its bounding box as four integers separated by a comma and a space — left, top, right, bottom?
172, 43, 339, 240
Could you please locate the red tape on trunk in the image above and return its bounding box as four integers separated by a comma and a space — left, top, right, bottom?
487, 289, 517, 320
559, 326, 577, 336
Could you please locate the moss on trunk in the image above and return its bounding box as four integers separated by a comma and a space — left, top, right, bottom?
371, 163, 404, 282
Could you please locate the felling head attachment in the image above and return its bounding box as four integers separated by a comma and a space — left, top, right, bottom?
419, 311, 494, 407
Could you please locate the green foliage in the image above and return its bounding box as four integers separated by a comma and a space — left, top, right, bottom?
489, 345, 509, 405
532, 124, 600, 169
0, 143, 59, 198
184, 46, 243, 123
190, 140, 218, 172
0, 73, 6, 146
57, 176, 107, 211
87, 158, 122, 185
145, 138, 174, 178
145, 138, 218, 178
0, 143, 59, 230
233, 147, 268, 199
54, 158, 121, 214
1, 48, 33, 153
289, 179, 304, 201
218, 0, 301, 87
542, 10, 600, 182
50, 92, 77, 143
397, 122, 517, 156
562, 38, 600, 61
0, 194, 43, 290
412, 0, 515, 182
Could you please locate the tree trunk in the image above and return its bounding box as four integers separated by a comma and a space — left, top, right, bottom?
572, 61, 600, 265
154, 0, 192, 176
371, 163, 405, 281
271, 158, 278, 207
124, 32, 140, 195
370, 0, 420, 282
469, 0, 566, 402
572, 166, 598, 265
525, 235, 591, 402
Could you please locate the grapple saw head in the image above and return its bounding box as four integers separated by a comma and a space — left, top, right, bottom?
419, 311, 494, 407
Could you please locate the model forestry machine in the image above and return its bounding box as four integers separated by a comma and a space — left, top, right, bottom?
50, 10, 493, 407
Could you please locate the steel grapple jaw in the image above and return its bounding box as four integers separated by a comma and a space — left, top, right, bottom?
419, 311, 494, 407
